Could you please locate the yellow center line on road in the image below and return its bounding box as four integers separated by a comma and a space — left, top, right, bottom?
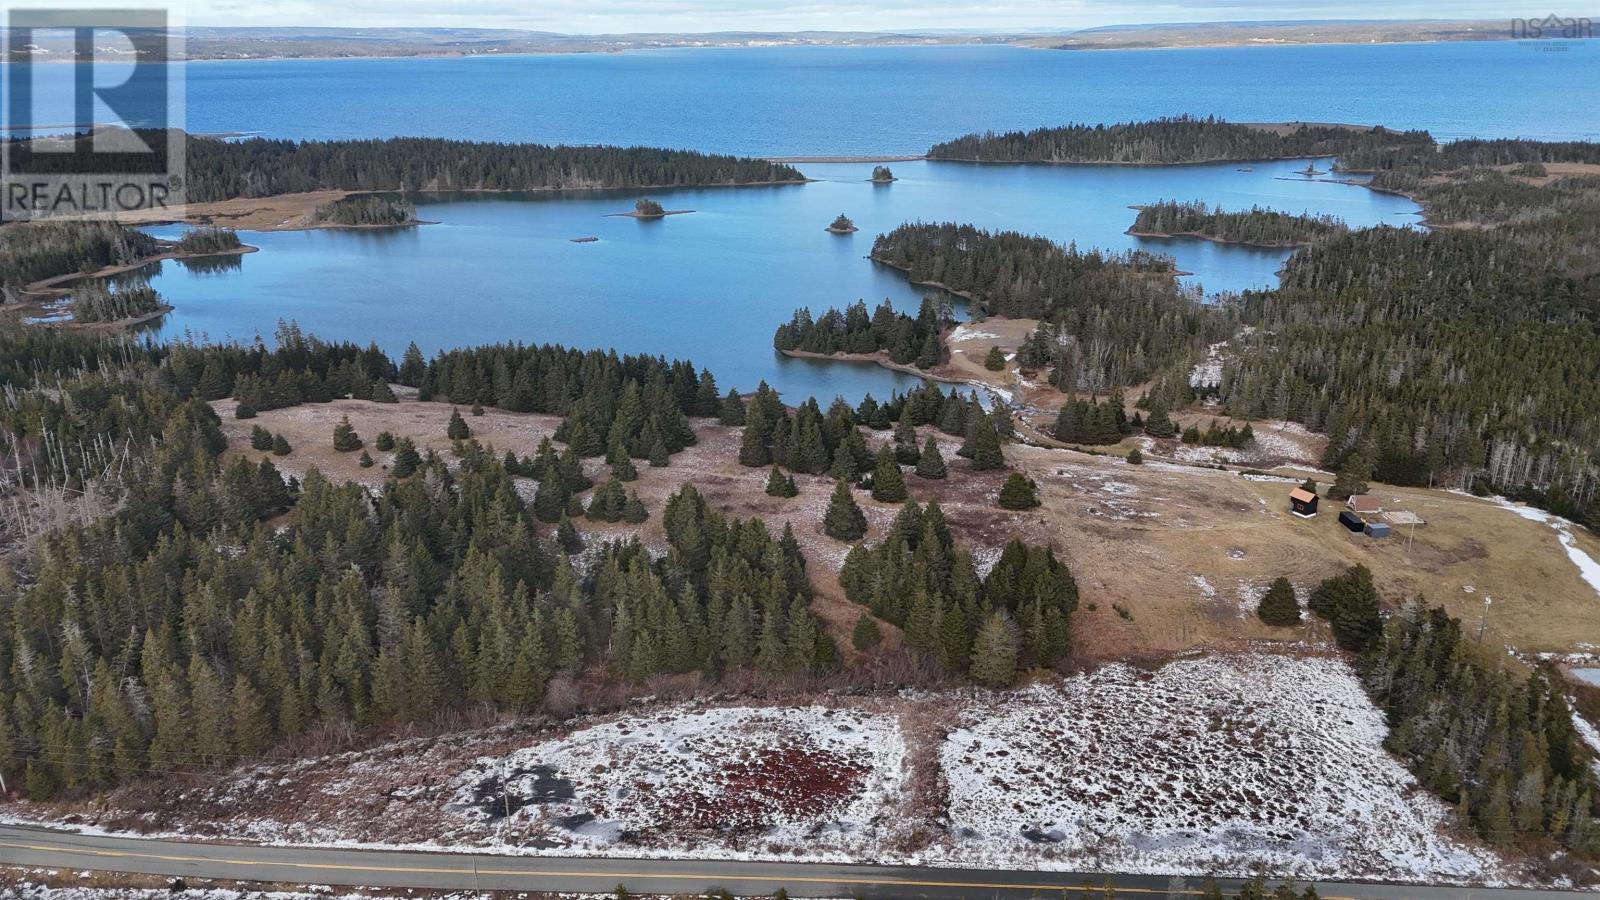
0, 840, 1377, 899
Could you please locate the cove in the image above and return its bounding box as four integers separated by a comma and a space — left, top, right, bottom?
137, 158, 1419, 403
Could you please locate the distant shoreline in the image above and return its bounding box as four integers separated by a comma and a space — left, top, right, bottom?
0, 27, 1567, 65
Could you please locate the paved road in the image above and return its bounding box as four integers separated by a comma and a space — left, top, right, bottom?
0, 823, 1590, 899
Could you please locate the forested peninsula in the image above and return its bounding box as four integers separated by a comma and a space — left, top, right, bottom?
7, 130, 806, 203
1128, 201, 1348, 246
926, 116, 1432, 164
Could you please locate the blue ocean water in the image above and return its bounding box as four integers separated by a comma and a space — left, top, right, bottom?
173, 42, 1599, 152
140, 157, 1418, 401
47, 41, 1598, 401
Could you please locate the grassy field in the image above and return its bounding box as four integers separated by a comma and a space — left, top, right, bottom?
218, 390, 1600, 663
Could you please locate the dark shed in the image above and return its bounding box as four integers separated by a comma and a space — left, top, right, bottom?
1289, 488, 1319, 517
1338, 510, 1365, 532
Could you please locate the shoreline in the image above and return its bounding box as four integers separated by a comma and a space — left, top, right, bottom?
113, 180, 808, 232
606, 209, 694, 219
1125, 228, 1315, 249
0, 34, 1550, 66
769, 155, 926, 163
52, 303, 176, 332
18, 244, 260, 300
927, 153, 1339, 168
867, 256, 982, 302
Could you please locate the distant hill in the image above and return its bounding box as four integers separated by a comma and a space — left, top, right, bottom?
0, 19, 1568, 61
1029, 19, 1540, 51
0, 27, 1016, 61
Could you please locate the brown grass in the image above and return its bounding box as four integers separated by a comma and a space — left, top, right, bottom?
218, 394, 1600, 663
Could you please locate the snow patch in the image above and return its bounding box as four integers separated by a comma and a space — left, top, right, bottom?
937, 654, 1498, 882
1489, 500, 1600, 600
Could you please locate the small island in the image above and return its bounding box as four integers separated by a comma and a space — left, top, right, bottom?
611, 197, 694, 219
870, 165, 897, 183
570, 236, 600, 243
1127, 200, 1347, 247
826, 213, 859, 234
66, 279, 173, 329
311, 194, 421, 228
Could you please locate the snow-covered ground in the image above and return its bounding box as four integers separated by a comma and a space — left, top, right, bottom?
1147, 421, 1323, 470
3, 654, 1520, 886
948, 325, 1002, 343
446, 706, 907, 855
935, 654, 1500, 883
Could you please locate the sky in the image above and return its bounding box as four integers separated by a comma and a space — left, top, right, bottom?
20, 0, 1600, 32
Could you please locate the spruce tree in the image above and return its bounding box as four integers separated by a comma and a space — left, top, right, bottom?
720, 389, 747, 426
970, 416, 1005, 470
851, 614, 882, 650
556, 515, 584, 554
766, 465, 799, 498
915, 435, 947, 479
374, 430, 396, 451
369, 381, 397, 403
622, 493, 649, 523
893, 406, 921, 465
391, 437, 420, 477
871, 446, 908, 502
1144, 402, 1177, 439
739, 405, 770, 467
1331, 443, 1373, 500
823, 480, 868, 541
984, 346, 1007, 371
998, 472, 1041, 510
969, 612, 1020, 687
271, 433, 291, 456
1127, 447, 1143, 465
332, 416, 362, 452
358, 450, 375, 468
613, 455, 639, 482
250, 425, 273, 451
1256, 576, 1301, 626
447, 409, 470, 440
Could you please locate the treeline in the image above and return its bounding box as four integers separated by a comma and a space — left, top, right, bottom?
312, 194, 417, 227
841, 505, 1077, 685
1318, 566, 1600, 856
772, 297, 950, 369
734, 380, 1009, 480
0, 219, 157, 289
870, 223, 1225, 392
1224, 221, 1600, 529
1052, 397, 1127, 445
927, 116, 1432, 164
1342, 136, 1600, 177
1372, 167, 1600, 237
1130, 200, 1347, 246
1, 131, 804, 203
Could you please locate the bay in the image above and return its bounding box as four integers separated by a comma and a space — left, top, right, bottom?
141, 157, 1418, 402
